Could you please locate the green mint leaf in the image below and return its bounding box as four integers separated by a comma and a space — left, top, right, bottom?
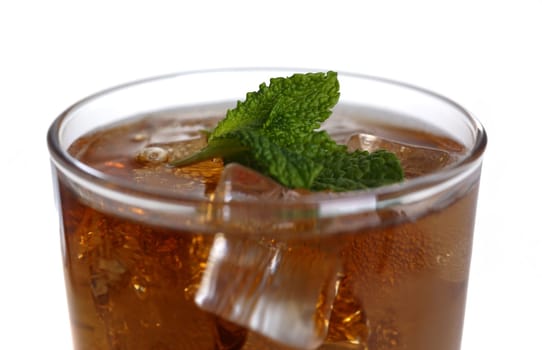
211, 71, 340, 146
223, 130, 324, 188
312, 149, 405, 191
170, 71, 404, 191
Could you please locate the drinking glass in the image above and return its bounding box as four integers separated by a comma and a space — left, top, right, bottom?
47, 68, 486, 350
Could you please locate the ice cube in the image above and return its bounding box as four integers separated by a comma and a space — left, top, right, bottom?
197, 164, 342, 349
209, 163, 310, 230
214, 163, 302, 202
132, 137, 222, 196
347, 132, 451, 178
195, 234, 342, 349
148, 122, 209, 144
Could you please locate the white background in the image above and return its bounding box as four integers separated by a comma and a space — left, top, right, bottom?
1, 1, 541, 349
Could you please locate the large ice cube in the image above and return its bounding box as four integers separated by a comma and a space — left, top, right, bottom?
196, 234, 342, 349
347, 132, 451, 178
196, 164, 342, 349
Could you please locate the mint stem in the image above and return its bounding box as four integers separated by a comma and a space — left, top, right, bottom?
168, 138, 247, 167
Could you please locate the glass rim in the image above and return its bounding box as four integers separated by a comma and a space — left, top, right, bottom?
47, 67, 487, 217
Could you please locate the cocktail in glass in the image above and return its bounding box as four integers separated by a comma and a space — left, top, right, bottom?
48, 69, 486, 350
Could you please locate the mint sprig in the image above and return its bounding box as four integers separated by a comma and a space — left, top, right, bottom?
170, 71, 404, 191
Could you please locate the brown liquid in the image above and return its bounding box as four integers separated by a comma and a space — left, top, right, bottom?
55, 108, 479, 350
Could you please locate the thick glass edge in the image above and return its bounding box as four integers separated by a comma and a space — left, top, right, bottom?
47, 67, 488, 216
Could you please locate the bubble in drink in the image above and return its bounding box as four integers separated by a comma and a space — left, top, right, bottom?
136, 146, 169, 164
